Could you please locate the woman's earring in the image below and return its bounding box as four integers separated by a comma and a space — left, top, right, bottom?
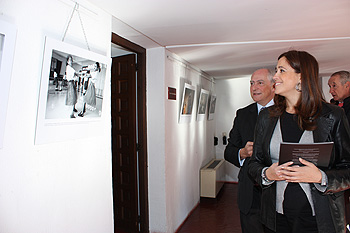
295, 82, 302, 92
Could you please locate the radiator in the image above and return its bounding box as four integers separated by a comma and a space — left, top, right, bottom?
200, 159, 225, 198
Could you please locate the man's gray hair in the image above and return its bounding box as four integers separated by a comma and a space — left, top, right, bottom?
266, 69, 274, 83
258, 68, 274, 84
331, 70, 350, 85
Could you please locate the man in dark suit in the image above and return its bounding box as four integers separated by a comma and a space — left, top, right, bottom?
328, 70, 350, 228
328, 71, 350, 121
224, 68, 275, 233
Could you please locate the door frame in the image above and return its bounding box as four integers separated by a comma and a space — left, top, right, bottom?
111, 33, 148, 232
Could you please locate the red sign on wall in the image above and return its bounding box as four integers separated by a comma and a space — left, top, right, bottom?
168, 87, 176, 100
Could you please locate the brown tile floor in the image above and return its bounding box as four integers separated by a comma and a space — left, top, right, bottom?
176, 183, 241, 233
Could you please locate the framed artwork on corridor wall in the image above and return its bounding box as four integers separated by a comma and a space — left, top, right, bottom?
207, 94, 217, 120
0, 19, 17, 148
35, 37, 111, 144
179, 83, 196, 124
197, 88, 209, 121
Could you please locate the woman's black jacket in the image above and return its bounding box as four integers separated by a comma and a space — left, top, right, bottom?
248, 103, 350, 233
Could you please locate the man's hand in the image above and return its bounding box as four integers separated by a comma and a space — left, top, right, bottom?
240, 141, 254, 159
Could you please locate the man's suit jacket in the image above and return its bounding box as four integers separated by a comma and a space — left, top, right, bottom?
224, 102, 259, 214
342, 96, 350, 123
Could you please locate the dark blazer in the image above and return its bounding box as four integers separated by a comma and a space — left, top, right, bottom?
248, 103, 350, 233
342, 96, 350, 123
224, 103, 259, 214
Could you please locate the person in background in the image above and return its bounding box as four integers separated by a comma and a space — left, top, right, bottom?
224, 68, 275, 233
53, 69, 59, 91
64, 55, 78, 118
328, 71, 350, 121
78, 62, 101, 117
248, 50, 350, 233
328, 70, 350, 229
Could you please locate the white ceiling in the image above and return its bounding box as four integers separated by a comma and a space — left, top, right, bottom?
89, 0, 350, 79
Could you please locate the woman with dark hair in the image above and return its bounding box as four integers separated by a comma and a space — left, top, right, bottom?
248, 50, 350, 233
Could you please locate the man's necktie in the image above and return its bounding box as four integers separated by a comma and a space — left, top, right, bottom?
259, 107, 266, 114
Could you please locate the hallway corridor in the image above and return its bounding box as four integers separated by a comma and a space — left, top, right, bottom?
177, 183, 241, 233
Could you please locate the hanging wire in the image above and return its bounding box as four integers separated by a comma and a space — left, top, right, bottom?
76, 5, 90, 51
62, 2, 78, 42
62, 2, 90, 51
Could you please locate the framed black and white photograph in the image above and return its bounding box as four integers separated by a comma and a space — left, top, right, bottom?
0, 19, 17, 148
179, 83, 196, 124
208, 94, 216, 120
197, 88, 209, 121
35, 37, 110, 144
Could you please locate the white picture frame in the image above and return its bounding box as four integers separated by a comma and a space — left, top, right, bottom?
0, 19, 17, 148
179, 83, 196, 124
35, 37, 111, 144
197, 88, 209, 121
208, 94, 217, 121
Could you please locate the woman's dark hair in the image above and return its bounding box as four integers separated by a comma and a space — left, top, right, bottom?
270, 50, 324, 130
66, 55, 73, 65
95, 62, 101, 72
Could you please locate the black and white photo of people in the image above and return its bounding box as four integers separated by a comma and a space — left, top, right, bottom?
45, 50, 106, 119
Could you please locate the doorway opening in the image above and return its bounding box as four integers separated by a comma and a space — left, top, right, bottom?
111, 33, 148, 233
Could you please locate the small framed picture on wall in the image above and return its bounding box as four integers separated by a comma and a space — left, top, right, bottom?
208, 94, 217, 120
179, 83, 196, 124
197, 88, 209, 121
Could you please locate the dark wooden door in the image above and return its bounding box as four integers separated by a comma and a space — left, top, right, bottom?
111, 54, 138, 232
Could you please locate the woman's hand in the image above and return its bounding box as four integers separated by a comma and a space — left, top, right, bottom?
278, 158, 322, 183
265, 162, 293, 181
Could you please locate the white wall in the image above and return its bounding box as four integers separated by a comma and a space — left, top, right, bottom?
215, 77, 254, 182
322, 76, 332, 102
147, 47, 167, 232
0, 0, 113, 232
147, 48, 216, 232
2, 1, 218, 232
